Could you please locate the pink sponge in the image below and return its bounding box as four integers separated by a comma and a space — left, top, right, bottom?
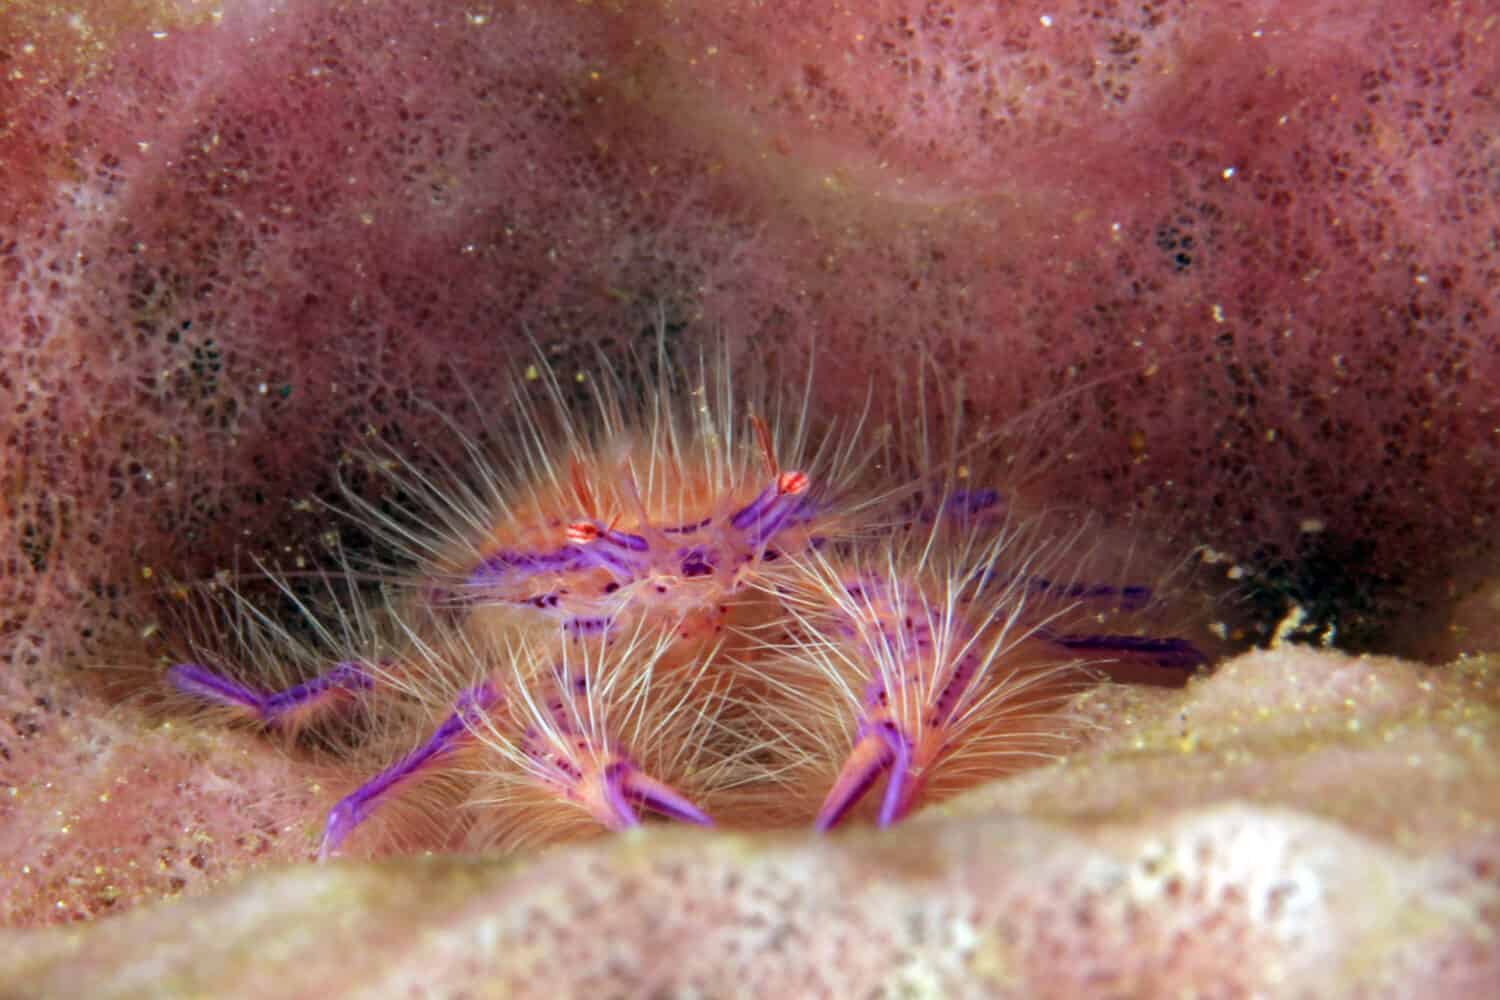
1, 0, 1497, 686
4, 12, 1500, 993
1, 1, 772, 673
633, 0, 1500, 650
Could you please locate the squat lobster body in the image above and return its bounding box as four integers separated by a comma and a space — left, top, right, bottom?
170, 338, 884, 856
167, 335, 1211, 857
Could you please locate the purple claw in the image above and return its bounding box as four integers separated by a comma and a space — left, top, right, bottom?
169, 663, 266, 714
599, 761, 643, 831
814, 726, 897, 833
874, 722, 914, 829
621, 769, 714, 827
317, 795, 371, 863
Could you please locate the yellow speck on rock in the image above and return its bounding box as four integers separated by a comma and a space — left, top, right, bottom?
967, 931, 1017, 988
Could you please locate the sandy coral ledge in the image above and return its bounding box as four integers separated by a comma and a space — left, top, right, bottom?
3, 647, 1498, 997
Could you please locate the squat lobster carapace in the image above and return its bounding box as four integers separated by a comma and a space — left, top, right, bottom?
167, 333, 1212, 857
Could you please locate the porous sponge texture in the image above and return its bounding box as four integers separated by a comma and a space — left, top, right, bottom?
1, 1, 770, 676
2, 0, 1498, 698
639, 1, 1500, 620
0, 677, 324, 925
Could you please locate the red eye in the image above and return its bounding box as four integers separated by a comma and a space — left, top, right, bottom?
777, 470, 809, 496
567, 522, 601, 544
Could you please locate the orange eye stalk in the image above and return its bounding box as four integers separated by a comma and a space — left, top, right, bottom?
753, 413, 809, 497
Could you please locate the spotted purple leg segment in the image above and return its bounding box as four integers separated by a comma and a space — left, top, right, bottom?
976, 570, 1155, 613
901, 486, 1006, 526
909, 483, 1156, 615
318, 681, 504, 860
731, 486, 817, 547
465, 547, 591, 591
1041, 629, 1207, 672
1030, 578, 1154, 612
971, 559, 1207, 673
260, 662, 374, 721
169, 660, 373, 724
728, 483, 790, 532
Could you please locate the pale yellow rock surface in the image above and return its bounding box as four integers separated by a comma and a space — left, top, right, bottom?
3, 649, 1497, 997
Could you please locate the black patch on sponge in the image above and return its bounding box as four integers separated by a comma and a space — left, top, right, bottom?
1235, 534, 1405, 654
